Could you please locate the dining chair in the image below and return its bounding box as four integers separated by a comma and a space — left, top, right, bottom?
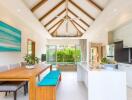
0, 65, 9, 84
10, 63, 28, 92
0, 65, 27, 100
20, 62, 27, 67
20, 62, 29, 93
9, 63, 21, 69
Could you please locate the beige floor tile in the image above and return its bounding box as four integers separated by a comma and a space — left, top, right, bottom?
0, 72, 131, 100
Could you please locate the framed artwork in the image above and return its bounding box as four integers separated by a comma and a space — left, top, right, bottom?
0, 21, 21, 51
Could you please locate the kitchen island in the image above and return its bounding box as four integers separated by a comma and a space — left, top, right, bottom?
77, 62, 127, 100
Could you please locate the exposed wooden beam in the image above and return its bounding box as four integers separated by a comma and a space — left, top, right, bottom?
88, 0, 103, 11
68, 9, 90, 27
31, 0, 48, 12
48, 19, 63, 32
39, 0, 65, 21
67, 16, 86, 31
70, 19, 83, 36
72, 20, 86, 31
69, 0, 95, 20
51, 20, 64, 35
44, 9, 66, 27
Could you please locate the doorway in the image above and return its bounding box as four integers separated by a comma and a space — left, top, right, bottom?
27, 39, 35, 57
90, 43, 105, 67
91, 47, 98, 67
46, 45, 81, 71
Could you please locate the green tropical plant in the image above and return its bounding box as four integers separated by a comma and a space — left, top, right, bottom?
56, 48, 81, 62
101, 57, 109, 64
101, 57, 117, 64
24, 55, 39, 65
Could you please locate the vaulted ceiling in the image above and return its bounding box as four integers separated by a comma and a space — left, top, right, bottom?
23, 0, 109, 37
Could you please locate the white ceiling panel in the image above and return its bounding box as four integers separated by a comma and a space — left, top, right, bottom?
68, 13, 89, 29
41, 3, 65, 25
23, 0, 41, 9
69, 3, 93, 24
33, 0, 62, 18
45, 12, 66, 29
23, 0, 110, 37
57, 21, 78, 36
72, 0, 101, 18
93, 0, 110, 8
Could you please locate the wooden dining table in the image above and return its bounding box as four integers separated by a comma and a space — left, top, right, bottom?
0, 64, 52, 100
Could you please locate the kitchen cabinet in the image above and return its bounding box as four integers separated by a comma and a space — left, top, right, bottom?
77, 63, 88, 88
77, 63, 127, 100
118, 63, 132, 88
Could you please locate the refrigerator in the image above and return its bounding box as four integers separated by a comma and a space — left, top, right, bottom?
106, 44, 115, 60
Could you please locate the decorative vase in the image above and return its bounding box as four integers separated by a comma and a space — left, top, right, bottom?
26, 65, 35, 69
103, 64, 117, 70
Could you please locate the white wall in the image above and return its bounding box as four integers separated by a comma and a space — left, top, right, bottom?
0, 0, 51, 65
84, 30, 108, 64
113, 21, 132, 48
87, 31, 108, 45
47, 39, 80, 46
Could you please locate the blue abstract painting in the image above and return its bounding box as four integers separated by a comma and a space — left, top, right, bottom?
0, 21, 21, 51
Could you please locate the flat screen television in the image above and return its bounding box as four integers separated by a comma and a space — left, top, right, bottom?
0, 21, 21, 51
41, 54, 46, 62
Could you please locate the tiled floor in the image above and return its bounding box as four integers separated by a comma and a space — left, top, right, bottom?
57, 72, 88, 100
0, 72, 131, 100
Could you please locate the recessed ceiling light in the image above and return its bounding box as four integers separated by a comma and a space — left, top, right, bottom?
113, 9, 117, 12
17, 9, 21, 12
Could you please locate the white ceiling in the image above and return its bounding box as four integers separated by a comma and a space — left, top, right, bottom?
82, 0, 132, 40
1, 0, 131, 40
0, 0, 51, 39
23, 0, 109, 37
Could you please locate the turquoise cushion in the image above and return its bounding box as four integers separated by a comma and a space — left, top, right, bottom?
44, 70, 61, 79
37, 70, 61, 86
38, 78, 58, 86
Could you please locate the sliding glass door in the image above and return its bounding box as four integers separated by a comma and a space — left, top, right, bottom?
46, 45, 81, 64
46, 45, 57, 64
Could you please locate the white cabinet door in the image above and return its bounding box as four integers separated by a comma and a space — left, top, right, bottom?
126, 67, 132, 88
118, 63, 132, 88
77, 64, 82, 81
118, 64, 126, 71
83, 70, 88, 88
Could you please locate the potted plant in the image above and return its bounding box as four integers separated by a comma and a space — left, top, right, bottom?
100, 57, 117, 69
24, 55, 39, 69
100, 57, 109, 64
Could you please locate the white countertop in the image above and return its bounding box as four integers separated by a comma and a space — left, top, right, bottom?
77, 62, 127, 100
78, 62, 121, 72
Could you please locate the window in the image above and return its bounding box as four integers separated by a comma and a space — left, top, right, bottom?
46, 45, 81, 64
27, 39, 35, 57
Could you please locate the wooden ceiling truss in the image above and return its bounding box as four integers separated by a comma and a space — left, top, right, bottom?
48, 18, 64, 32
51, 19, 64, 35
31, 0, 48, 12
68, 9, 90, 27
29, 0, 104, 37
44, 9, 66, 27
39, 0, 65, 21
69, 0, 95, 20
88, 0, 103, 11
70, 20, 83, 36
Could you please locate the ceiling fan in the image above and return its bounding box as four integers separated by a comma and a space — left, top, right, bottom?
55, 0, 81, 21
